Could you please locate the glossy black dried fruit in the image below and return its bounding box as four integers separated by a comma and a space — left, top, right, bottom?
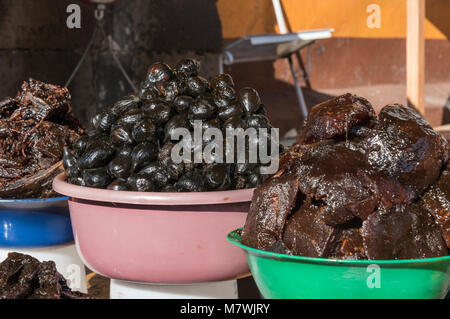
156, 80, 179, 102
202, 118, 221, 131
77, 143, 115, 169
142, 99, 172, 125
68, 176, 85, 186
67, 57, 275, 194
164, 116, 189, 142
138, 162, 160, 176
214, 96, 233, 109
185, 76, 210, 97
107, 155, 132, 179
223, 116, 247, 131
204, 164, 230, 190
117, 145, 134, 158
117, 108, 145, 126
146, 62, 173, 83
131, 142, 158, 172
217, 103, 243, 120
157, 143, 174, 167
72, 136, 89, 157
111, 126, 133, 145
62, 147, 77, 171
65, 165, 81, 178
139, 85, 160, 101
107, 179, 129, 191
214, 86, 236, 101
175, 58, 200, 78
161, 185, 177, 192
176, 171, 206, 192
247, 114, 271, 129
92, 111, 116, 133
173, 95, 194, 114
152, 166, 170, 187
110, 94, 140, 116
239, 87, 261, 114
82, 168, 112, 188
167, 160, 184, 181
127, 173, 156, 192
188, 98, 217, 120
132, 119, 156, 143
212, 74, 234, 89
247, 172, 263, 188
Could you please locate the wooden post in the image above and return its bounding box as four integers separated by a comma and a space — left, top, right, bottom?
406, 0, 425, 115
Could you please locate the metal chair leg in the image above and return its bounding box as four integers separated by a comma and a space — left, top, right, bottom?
218, 54, 224, 75
295, 51, 312, 89
287, 55, 308, 119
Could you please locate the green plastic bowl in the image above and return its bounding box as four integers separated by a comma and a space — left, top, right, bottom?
227, 228, 450, 299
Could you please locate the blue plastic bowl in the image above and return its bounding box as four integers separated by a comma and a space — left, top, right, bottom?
0, 197, 73, 247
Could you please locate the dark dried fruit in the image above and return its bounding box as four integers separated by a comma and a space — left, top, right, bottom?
92, 111, 116, 132
204, 164, 230, 190
156, 80, 179, 102
0, 252, 91, 299
107, 179, 128, 191
132, 120, 156, 143
223, 116, 247, 131
175, 59, 200, 79
176, 171, 206, 192
77, 143, 115, 169
242, 93, 450, 261
212, 74, 234, 89
62, 147, 77, 171
188, 98, 217, 120
164, 115, 190, 142
107, 155, 132, 179
142, 99, 172, 124
117, 108, 145, 126
111, 126, 133, 145
146, 62, 173, 83
110, 94, 141, 116
127, 174, 156, 192
247, 114, 271, 129
217, 103, 243, 120
131, 142, 158, 172
66, 59, 275, 194
72, 136, 89, 157
185, 76, 210, 97
239, 87, 261, 114
82, 168, 112, 188
173, 95, 194, 114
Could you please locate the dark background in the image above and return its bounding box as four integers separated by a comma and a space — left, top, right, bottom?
0, 0, 223, 126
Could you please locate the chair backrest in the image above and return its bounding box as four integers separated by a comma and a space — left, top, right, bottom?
272, 0, 288, 34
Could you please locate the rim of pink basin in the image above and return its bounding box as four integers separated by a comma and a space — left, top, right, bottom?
53, 173, 254, 205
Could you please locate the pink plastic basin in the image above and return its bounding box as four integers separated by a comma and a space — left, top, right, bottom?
53, 173, 252, 284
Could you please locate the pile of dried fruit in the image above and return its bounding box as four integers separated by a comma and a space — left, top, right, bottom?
242, 94, 449, 260
64, 59, 277, 192
0, 252, 91, 299
0, 79, 84, 198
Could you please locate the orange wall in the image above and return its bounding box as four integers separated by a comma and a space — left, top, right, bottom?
217, 0, 450, 39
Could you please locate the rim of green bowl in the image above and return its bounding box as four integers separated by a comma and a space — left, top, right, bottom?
227, 228, 450, 265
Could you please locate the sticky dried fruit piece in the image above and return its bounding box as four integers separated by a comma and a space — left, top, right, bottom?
282, 201, 338, 258
299, 93, 376, 144
362, 204, 447, 260
241, 172, 301, 250
421, 162, 450, 248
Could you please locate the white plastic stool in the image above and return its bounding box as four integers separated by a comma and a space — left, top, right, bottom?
0, 243, 87, 293
110, 279, 238, 299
